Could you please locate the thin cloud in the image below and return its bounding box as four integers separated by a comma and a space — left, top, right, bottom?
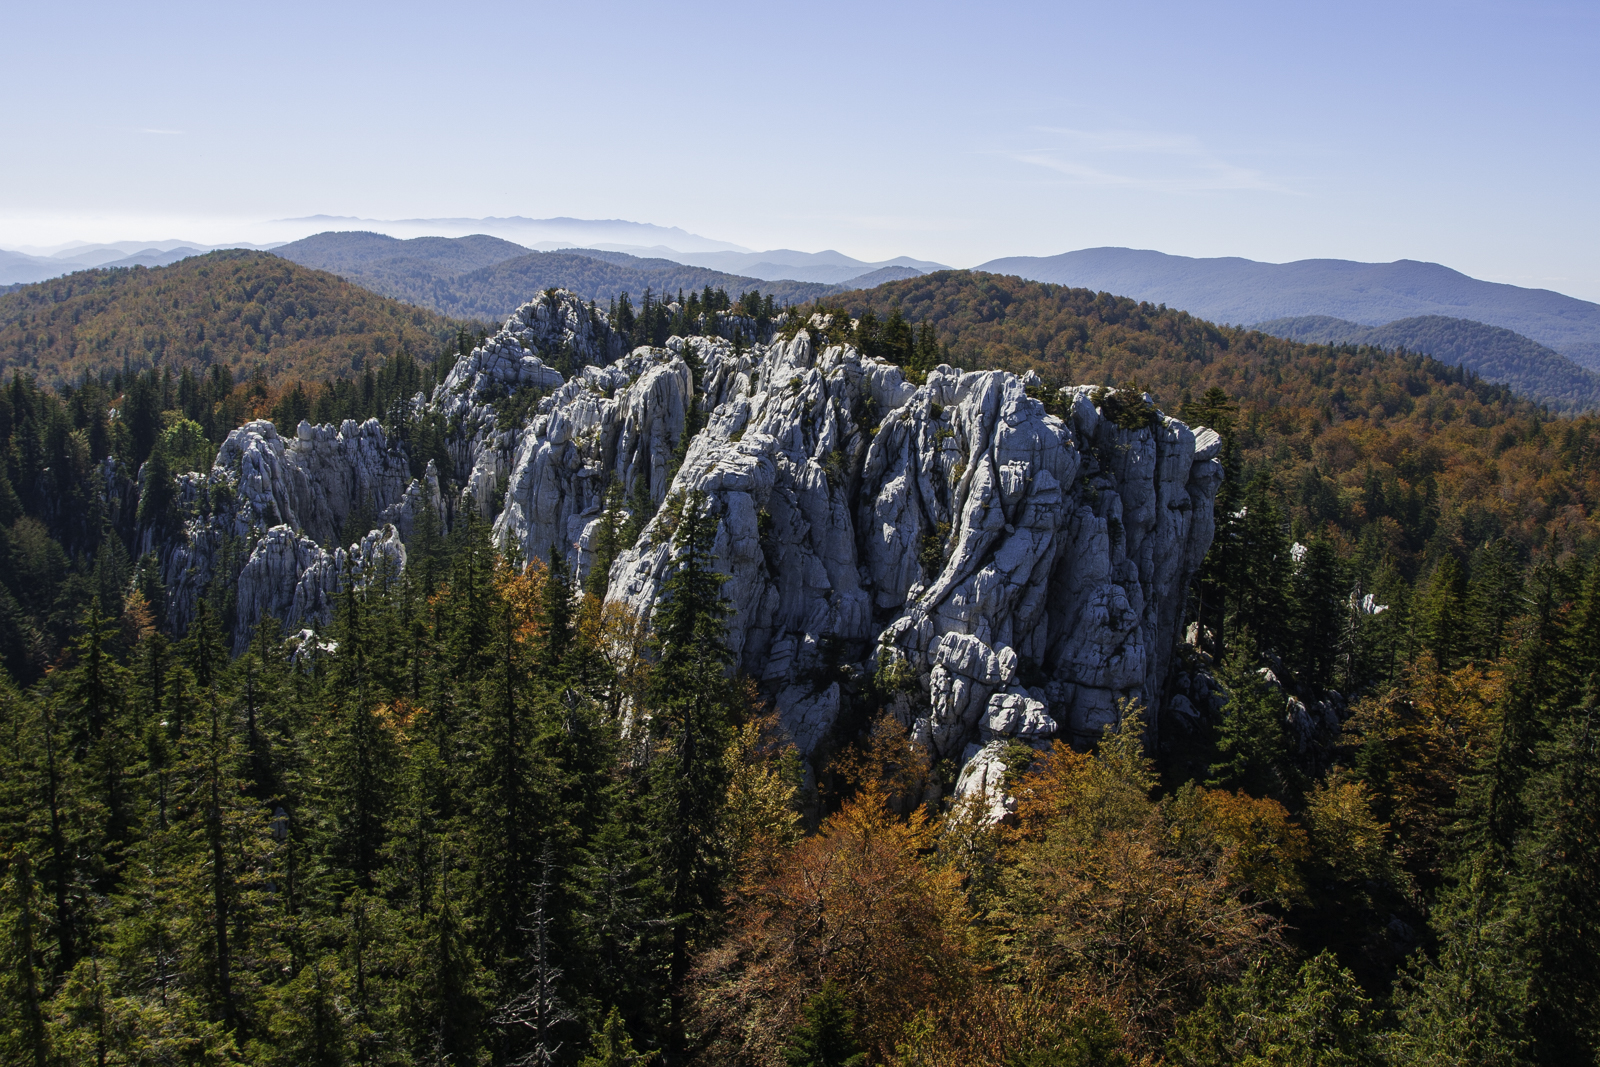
136, 127, 184, 135
1011, 127, 1287, 194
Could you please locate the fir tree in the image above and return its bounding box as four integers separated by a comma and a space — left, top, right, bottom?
1288, 535, 1344, 691
1416, 555, 1468, 670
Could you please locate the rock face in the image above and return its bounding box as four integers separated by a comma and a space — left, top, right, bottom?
604, 327, 1223, 800
149, 416, 432, 649
143, 292, 1221, 803
493, 350, 693, 566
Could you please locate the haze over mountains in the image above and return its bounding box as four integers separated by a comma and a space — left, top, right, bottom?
276, 213, 748, 253
9, 215, 1600, 410
0, 240, 281, 285
980, 247, 1600, 371
277, 217, 947, 284
268, 232, 907, 322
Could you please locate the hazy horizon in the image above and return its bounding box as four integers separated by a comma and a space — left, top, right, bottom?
4, 1, 1597, 298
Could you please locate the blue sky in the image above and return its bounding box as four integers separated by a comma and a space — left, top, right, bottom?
3, 0, 1598, 298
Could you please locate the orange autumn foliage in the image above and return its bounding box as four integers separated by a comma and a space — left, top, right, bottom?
996, 714, 1284, 1048
1345, 654, 1502, 877
692, 788, 971, 1065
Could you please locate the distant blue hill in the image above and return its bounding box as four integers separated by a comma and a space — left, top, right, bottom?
1255, 314, 1600, 414
270, 232, 919, 321
977, 248, 1600, 372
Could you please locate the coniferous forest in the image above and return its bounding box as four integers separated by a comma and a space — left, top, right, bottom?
1, 270, 1599, 1066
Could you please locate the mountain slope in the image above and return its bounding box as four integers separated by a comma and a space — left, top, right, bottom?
270, 231, 531, 274
0, 250, 467, 389
1251, 314, 1600, 413
977, 247, 1600, 370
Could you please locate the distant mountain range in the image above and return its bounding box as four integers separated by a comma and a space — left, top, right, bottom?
271, 217, 949, 284
0, 240, 279, 285
652, 248, 946, 285
1252, 314, 1600, 414
977, 247, 1600, 372
268, 232, 922, 321
274, 215, 750, 254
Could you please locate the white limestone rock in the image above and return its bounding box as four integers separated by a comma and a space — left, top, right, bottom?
954, 740, 1017, 822
600, 329, 1222, 782
493, 348, 693, 568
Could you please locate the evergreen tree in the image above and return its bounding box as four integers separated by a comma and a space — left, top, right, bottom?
584, 479, 625, 602
782, 982, 866, 1067
1288, 535, 1344, 691
1466, 538, 1522, 664
1416, 555, 1468, 671
324, 584, 399, 890
1207, 639, 1295, 800
1511, 688, 1600, 1061
644, 491, 736, 1057
578, 1006, 657, 1067
0, 848, 49, 1067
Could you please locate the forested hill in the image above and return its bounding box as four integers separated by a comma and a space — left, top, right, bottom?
977, 246, 1600, 369
0, 250, 471, 390
1253, 313, 1600, 413
830, 270, 1600, 572
271, 231, 837, 321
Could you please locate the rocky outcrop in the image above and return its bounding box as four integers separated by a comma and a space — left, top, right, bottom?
150, 417, 430, 641
604, 324, 1223, 800
493, 348, 693, 565
140, 292, 1222, 807
231, 523, 407, 652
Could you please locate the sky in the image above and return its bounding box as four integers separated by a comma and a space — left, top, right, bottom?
2, 0, 1598, 297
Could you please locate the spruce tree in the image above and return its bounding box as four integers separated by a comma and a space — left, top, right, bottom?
1416, 555, 1468, 671
578, 1005, 656, 1067
325, 584, 398, 890
1465, 538, 1522, 664
1288, 536, 1343, 691
584, 479, 625, 602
